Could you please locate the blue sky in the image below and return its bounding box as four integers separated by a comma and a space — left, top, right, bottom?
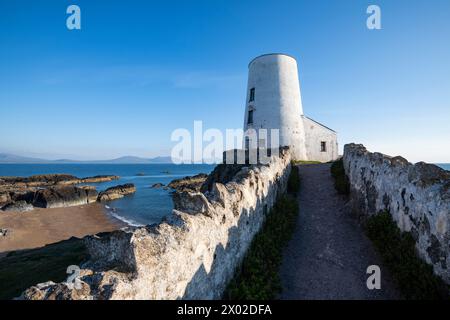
0, 0, 449, 162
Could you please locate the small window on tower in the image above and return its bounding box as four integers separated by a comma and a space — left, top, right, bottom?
321, 141, 327, 152
247, 110, 254, 125
249, 88, 255, 102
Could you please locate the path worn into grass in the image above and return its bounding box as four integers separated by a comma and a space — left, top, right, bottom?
279, 163, 400, 299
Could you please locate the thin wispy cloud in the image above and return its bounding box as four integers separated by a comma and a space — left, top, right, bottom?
31, 65, 245, 90
172, 72, 245, 89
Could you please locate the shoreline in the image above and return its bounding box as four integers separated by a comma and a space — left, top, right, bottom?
0, 202, 126, 255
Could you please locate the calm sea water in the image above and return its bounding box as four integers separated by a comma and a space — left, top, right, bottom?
0, 163, 447, 226
0, 164, 214, 226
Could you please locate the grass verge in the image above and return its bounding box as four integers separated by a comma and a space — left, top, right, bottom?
292, 160, 321, 165
224, 166, 300, 299
0, 237, 88, 300
365, 211, 449, 300
330, 158, 350, 195
287, 165, 300, 194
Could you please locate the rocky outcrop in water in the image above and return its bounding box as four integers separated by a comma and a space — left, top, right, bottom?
32, 186, 98, 208
97, 184, 136, 202
167, 173, 208, 192
21, 148, 292, 300
1, 200, 34, 212
79, 175, 120, 184
0, 192, 11, 207
0, 174, 120, 212
0, 174, 80, 188
343, 143, 450, 285
0, 174, 118, 190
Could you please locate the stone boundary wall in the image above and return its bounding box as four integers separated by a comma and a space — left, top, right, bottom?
22, 149, 292, 300
343, 143, 450, 284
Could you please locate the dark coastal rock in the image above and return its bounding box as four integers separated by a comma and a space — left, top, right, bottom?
2, 174, 78, 184
0, 174, 119, 212
168, 174, 208, 193
32, 186, 98, 209
0, 192, 11, 207
151, 183, 165, 189
0, 174, 119, 190
97, 184, 136, 202
79, 186, 99, 203
80, 175, 119, 183
0, 174, 79, 187
1, 200, 34, 212
11, 190, 36, 203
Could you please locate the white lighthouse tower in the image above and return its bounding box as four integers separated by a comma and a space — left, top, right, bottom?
243, 53, 307, 160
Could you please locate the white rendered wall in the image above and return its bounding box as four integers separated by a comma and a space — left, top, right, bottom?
302, 116, 339, 162
243, 54, 307, 160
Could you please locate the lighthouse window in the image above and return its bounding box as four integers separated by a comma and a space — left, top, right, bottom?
321, 141, 327, 152
249, 88, 255, 102
247, 110, 254, 124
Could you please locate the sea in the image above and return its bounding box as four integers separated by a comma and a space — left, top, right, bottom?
0, 163, 448, 227
0, 164, 215, 226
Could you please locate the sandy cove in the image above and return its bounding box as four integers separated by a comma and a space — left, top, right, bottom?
0, 202, 125, 254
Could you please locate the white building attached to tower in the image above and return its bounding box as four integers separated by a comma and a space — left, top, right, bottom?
243, 53, 338, 162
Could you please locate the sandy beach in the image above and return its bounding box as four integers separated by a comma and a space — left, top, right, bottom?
0, 203, 124, 254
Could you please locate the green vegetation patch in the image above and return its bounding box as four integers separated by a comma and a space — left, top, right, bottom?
0, 237, 88, 300
225, 167, 300, 299
287, 165, 300, 195
366, 211, 449, 300
292, 160, 321, 165
330, 158, 350, 195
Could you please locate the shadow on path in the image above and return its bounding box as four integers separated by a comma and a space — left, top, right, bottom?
279, 164, 400, 300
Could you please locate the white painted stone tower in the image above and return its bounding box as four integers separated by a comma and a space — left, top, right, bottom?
243, 53, 338, 162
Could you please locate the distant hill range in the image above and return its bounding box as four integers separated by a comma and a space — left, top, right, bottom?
0, 153, 176, 164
